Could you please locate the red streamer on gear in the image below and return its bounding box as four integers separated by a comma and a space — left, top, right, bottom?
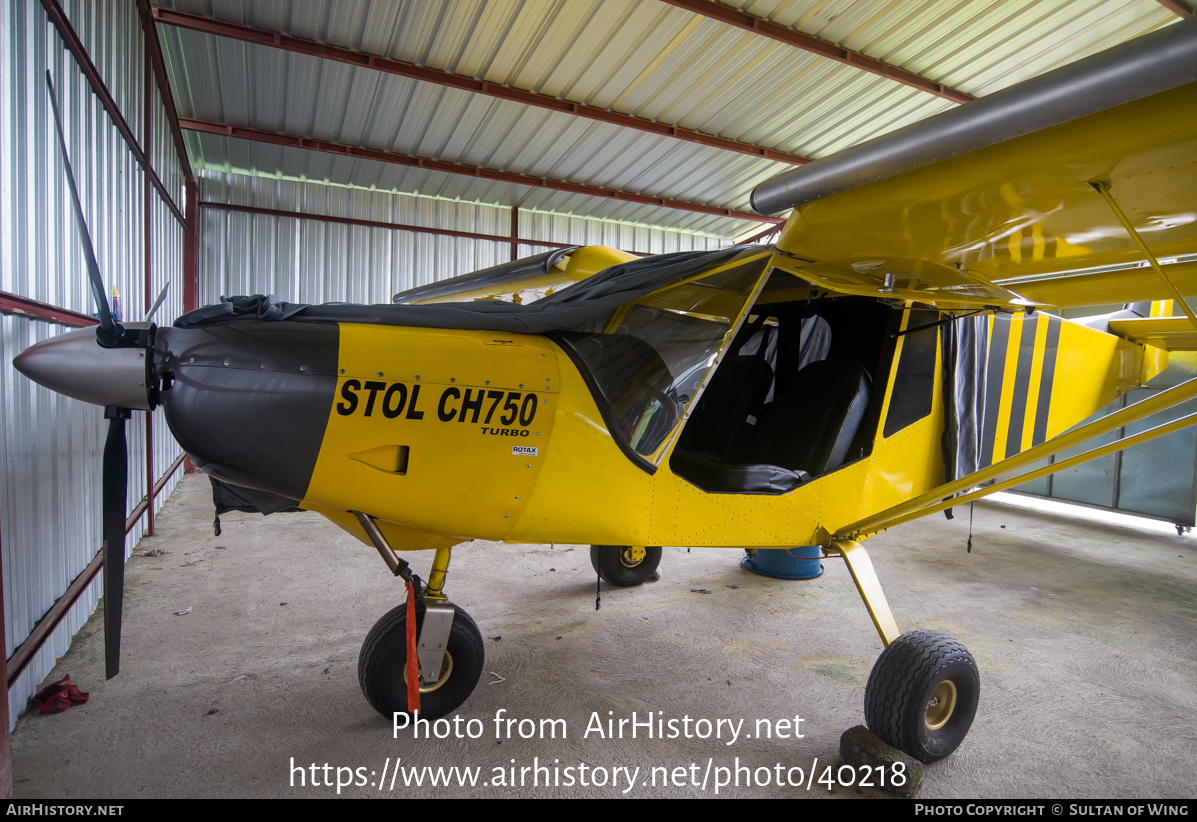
405, 579, 420, 715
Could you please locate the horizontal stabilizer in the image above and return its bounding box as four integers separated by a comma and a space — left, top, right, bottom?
1108, 317, 1197, 351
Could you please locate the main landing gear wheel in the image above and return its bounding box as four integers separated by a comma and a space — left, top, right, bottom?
358, 601, 484, 719
863, 629, 980, 763
590, 545, 662, 587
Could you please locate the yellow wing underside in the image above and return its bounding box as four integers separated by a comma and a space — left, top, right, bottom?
772, 83, 1197, 311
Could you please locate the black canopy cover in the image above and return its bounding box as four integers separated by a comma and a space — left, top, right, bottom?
175, 246, 758, 335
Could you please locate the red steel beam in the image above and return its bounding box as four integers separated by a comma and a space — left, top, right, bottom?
183, 178, 200, 474
510, 207, 520, 262
146, 416, 155, 537
736, 224, 781, 245
180, 118, 784, 225
6, 549, 102, 691
200, 202, 671, 257
144, 48, 156, 538
658, 0, 975, 104
5, 453, 186, 690
136, 0, 194, 181
1155, 0, 1193, 17
144, 48, 154, 319
0, 290, 97, 328
149, 5, 812, 167
200, 201, 577, 250
40, 0, 186, 226
200, 202, 642, 257
183, 180, 199, 313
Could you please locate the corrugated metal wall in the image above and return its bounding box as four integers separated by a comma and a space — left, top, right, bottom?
0, 0, 185, 726
2, 0, 731, 731
1014, 383, 1197, 528
196, 170, 729, 306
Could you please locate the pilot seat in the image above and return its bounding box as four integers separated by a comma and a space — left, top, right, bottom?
671, 357, 872, 493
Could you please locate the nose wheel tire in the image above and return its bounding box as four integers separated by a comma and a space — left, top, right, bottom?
358, 601, 484, 719
590, 545, 662, 587
863, 629, 979, 763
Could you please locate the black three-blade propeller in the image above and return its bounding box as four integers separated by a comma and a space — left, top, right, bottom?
46, 70, 142, 680
46, 72, 122, 348
100, 405, 128, 680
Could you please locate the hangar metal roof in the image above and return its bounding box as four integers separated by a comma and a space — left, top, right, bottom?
152, 0, 1184, 239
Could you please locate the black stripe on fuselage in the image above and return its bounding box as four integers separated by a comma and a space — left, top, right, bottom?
980, 316, 1011, 468
1031, 314, 1062, 446
1004, 314, 1039, 459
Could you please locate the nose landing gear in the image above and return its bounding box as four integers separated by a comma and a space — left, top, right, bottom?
354, 514, 485, 718
358, 599, 484, 718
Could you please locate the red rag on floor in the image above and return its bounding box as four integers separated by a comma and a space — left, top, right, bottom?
29, 674, 89, 715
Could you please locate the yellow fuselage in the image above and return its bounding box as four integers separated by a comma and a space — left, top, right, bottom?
302, 300, 1156, 554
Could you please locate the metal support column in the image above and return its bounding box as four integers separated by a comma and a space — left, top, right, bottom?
510, 206, 519, 262
183, 179, 199, 473
143, 44, 155, 535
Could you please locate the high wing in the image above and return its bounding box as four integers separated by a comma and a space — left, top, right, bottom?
753, 18, 1197, 312
392, 246, 637, 305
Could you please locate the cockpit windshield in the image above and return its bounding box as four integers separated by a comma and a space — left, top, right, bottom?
554, 250, 772, 466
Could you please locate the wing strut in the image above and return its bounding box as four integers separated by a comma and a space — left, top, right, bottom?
837, 375, 1197, 540
1089, 181, 1197, 330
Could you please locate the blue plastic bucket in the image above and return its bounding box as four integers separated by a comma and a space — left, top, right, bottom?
741, 545, 824, 580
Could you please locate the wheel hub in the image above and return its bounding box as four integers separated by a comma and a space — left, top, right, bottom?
406, 651, 454, 694
924, 679, 957, 730
620, 546, 647, 567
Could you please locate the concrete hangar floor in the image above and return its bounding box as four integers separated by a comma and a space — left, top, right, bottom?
9, 474, 1196, 799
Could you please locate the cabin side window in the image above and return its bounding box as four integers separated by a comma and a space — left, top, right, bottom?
882, 310, 939, 438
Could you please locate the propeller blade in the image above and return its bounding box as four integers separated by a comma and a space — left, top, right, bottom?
45, 71, 119, 342
102, 407, 129, 680
146, 282, 170, 322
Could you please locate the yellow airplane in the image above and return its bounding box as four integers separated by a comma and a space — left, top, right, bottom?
14, 19, 1197, 764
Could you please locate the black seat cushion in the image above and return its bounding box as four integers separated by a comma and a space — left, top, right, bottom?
671, 450, 809, 494
748, 358, 871, 476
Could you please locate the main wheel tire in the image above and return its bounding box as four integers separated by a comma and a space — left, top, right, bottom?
863, 629, 980, 763
358, 601, 484, 719
590, 545, 662, 587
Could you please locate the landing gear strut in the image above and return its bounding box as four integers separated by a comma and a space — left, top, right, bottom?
830, 539, 980, 763
354, 514, 484, 718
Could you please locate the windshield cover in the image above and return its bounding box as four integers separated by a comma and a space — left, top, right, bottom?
557, 252, 771, 463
